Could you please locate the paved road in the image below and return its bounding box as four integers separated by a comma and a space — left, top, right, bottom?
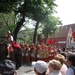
16, 64, 35, 75
16, 62, 49, 75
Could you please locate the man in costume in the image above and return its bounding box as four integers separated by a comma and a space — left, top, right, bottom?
7, 31, 22, 69
7, 31, 14, 58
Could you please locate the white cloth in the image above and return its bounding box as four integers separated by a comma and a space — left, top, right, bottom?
60, 64, 68, 75
66, 67, 75, 75
22, 53, 24, 56
7, 35, 14, 44
10, 35, 14, 41
37, 54, 40, 58
48, 70, 62, 75
25, 54, 28, 56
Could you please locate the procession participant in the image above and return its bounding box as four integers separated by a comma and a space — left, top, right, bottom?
25, 44, 31, 64
43, 44, 49, 62
22, 43, 27, 63
40, 44, 44, 61
57, 46, 62, 53
46, 45, 49, 62
54, 46, 58, 55
30, 43, 35, 62
52, 46, 56, 59
7, 31, 22, 69
7, 31, 14, 59
20, 43, 25, 63
28, 44, 32, 64
49, 46, 54, 60
36, 44, 42, 61
48, 45, 51, 61
7, 31, 14, 45
7, 30, 21, 49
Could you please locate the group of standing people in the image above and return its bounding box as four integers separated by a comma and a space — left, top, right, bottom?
21, 43, 62, 64
0, 30, 75, 75
32, 52, 75, 75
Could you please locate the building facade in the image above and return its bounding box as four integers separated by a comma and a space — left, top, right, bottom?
49, 23, 75, 48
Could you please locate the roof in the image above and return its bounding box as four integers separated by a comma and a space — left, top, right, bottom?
63, 23, 75, 32
50, 23, 75, 38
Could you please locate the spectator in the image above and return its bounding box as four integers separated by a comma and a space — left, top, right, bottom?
0, 60, 17, 75
66, 53, 75, 75
32, 60, 48, 75
60, 52, 67, 59
48, 59, 62, 75
54, 54, 67, 75
62, 47, 65, 52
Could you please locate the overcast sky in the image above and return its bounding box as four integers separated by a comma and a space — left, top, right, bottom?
55, 0, 75, 25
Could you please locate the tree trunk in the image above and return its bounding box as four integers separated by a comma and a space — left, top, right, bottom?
13, 0, 26, 42
45, 33, 48, 44
33, 21, 39, 45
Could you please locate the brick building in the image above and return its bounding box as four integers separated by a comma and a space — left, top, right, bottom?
49, 23, 75, 48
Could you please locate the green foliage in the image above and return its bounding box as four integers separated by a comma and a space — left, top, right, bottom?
17, 37, 25, 43
42, 15, 62, 39
23, 26, 34, 43
0, 12, 16, 35
0, 0, 62, 44
0, 0, 22, 13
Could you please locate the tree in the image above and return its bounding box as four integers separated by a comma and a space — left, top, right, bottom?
29, 0, 57, 44
20, 25, 34, 43
42, 16, 62, 43
13, 0, 58, 44
0, 0, 60, 45
0, 0, 21, 13
0, 12, 15, 35
0, 0, 24, 42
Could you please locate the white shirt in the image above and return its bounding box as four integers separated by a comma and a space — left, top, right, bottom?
48, 70, 62, 75
7, 35, 14, 46
60, 64, 68, 75
10, 35, 14, 41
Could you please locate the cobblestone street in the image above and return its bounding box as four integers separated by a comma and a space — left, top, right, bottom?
16, 64, 35, 75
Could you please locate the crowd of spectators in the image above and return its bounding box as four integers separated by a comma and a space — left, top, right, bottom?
32, 50, 75, 75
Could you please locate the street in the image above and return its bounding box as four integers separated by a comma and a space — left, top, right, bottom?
16, 64, 35, 75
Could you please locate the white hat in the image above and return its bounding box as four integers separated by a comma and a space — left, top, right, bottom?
32, 60, 48, 74
8, 31, 11, 33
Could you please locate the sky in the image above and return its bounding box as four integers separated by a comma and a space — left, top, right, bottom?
55, 0, 75, 25
22, 0, 75, 30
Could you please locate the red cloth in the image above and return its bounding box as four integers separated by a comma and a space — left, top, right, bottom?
72, 32, 75, 41
11, 41, 20, 48
47, 39, 56, 44
41, 39, 45, 43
